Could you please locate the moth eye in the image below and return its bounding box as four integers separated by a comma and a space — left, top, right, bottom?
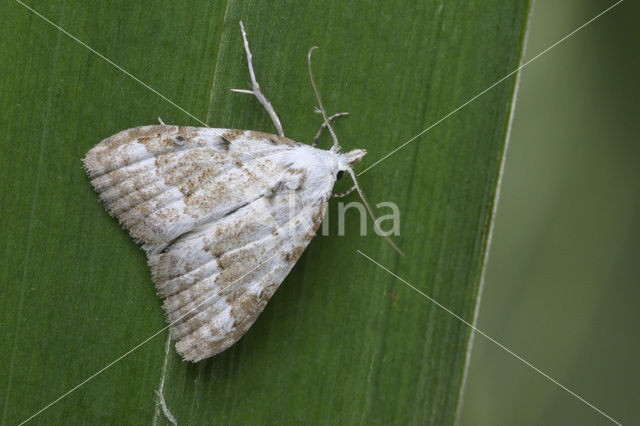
336, 170, 344, 181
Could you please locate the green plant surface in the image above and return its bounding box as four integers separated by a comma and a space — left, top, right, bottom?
0, 1, 530, 424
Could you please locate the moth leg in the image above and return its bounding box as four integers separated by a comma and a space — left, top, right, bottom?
332, 185, 356, 198
157, 117, 166, 125
231, 21, 285, 137
312, 112, 349, 148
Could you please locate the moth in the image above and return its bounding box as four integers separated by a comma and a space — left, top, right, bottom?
84, 22, 400, 362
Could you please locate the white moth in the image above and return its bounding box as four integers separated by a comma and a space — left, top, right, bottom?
84, 22, 400, 362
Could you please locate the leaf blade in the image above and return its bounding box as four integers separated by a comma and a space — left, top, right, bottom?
0, 1, 531, 424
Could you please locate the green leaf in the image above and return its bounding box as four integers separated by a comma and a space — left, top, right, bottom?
1, 1, 530, 424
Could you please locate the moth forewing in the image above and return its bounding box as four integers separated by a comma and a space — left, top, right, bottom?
84, 125, 347, 361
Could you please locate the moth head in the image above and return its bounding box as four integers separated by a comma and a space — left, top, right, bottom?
338, 149, 367, 170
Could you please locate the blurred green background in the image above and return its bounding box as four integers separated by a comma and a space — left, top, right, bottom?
460, 1, 639, 425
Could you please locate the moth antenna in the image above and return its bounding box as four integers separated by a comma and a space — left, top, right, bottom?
313, 112, 349, 148
307, 47, 341, 152
346, 168, 405, 256
237, 21, 285, 137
